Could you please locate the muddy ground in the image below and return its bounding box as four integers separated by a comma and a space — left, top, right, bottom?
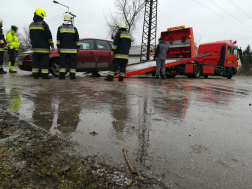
1, 67, 252, 189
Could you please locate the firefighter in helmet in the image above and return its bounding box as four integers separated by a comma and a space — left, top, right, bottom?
105, 21, 131, 82
29, 8, 55, 79
0, 18, 7, 74
6, 25, 19, 73
56, 13, 80, 80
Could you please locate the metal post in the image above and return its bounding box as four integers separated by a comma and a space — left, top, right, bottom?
140, 0, 158, 62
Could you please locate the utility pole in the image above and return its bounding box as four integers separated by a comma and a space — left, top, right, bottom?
140, 0, 158, 62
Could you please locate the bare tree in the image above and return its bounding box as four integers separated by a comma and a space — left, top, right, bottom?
105, 0, 145, 39
18, 26, 32, 53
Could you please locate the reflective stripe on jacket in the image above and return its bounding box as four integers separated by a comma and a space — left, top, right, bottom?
112, 29, 131, 59
6, 30, 19, 50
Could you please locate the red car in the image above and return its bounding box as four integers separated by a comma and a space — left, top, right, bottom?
17, 38, 113, 77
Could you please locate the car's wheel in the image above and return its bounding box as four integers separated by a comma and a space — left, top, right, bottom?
49, 59, 68, 77
194, 66, 201, 78
204, 75, 208, 79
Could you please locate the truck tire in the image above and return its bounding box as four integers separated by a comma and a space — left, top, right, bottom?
49, 59, 68, 77
227, 72, 233, 79
204, 75, 208, 79
194, 66, 201, 78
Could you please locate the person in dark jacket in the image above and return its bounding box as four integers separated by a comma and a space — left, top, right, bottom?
105, 21, 131, 82
0, 18, 7, 74
29, 8, 55, 79
57, 13, 80, 80
154, 38, 169, 79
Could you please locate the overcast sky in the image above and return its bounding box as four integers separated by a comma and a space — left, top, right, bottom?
1, 0, 252, 49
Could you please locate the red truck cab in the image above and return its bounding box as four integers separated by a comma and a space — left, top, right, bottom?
197, 41, 239, 78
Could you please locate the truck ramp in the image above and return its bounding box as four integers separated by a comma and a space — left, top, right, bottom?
116, 57, 196, 78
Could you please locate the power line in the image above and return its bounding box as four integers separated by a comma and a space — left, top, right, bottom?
209, 0, 252, 29
236, 36, 252, 40
45, 16, 63, 23
45, 14, 64, 21
49, 22, 63, 28
229, 0, 252, 19
47, 19, 63, 25
193, 0, 252, 33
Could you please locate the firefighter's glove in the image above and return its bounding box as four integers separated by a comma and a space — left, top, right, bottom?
50, 44, 55, 52
77, 48, 80, 55
3, 44, 7, 51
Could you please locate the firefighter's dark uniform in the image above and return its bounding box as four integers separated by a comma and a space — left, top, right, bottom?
57, 24, 80, 79
0, 27, 7, 74
106, 28, 131, 81
29, 14, 54, 79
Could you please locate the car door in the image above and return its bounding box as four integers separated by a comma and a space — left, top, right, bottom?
95, 40, 113, 69
77, 39, 97, 69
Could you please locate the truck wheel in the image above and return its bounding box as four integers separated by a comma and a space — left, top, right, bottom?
227, 72, 233, 79
204, 75, 208, 79
49, 59, 68, 77
194, 66, 201, 78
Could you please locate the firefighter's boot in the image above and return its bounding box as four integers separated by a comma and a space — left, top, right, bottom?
33, 73, 39, 79
104, 75, 114, 81
0, 67, 7, 74
70, 71, 76, 80
155, 75, 160, 79
59, 71, 65, 80
118, 76, 124, 82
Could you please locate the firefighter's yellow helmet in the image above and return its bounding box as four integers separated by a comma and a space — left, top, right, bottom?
118, 21, 126, 29
64, 13, 73, 22
0, 18, 4, 24
35, 8, 46, 18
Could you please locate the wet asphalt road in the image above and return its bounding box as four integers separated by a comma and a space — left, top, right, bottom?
0, 67, 252, 189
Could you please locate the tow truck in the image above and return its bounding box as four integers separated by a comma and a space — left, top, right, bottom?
119, 26, 241, 79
